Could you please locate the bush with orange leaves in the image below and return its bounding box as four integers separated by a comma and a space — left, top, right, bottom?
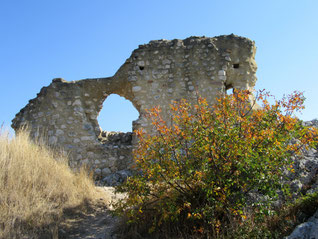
114, 90, 318, 238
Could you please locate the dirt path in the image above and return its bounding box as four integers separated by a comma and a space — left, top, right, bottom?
58, 187, 125, 239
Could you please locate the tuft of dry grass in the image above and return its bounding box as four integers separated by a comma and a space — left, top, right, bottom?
0, 129, 103, 238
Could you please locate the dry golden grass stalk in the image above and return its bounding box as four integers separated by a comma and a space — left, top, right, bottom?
0, 129, 101, 238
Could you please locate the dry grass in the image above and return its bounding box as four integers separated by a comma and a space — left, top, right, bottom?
0, 129, 103, 238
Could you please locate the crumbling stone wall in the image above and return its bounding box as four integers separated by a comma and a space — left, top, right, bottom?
12, 34, 258, 181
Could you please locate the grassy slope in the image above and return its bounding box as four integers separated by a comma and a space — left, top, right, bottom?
0, 129, 105, 238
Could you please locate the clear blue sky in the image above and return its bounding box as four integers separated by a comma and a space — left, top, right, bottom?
1, 0, 317, 133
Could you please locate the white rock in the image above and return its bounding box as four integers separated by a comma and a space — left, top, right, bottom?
102, 168, 111, 176
132, 86, 142, 92
88, 151, 94, 157
163, 59, 171, 64
218, 75, 226, 81
72, 99, 82, 106
152, 82, 159, 88
52, 114, 60, 120
128, 76, 137, 82
137, 61, 145, 67
76, 155, 82, 160
80, 136, 95, 141
52, 102, 58, 108
56, 129, 64, 136
95, 168, 101, 174
218, 70, 226, 76
48, 136, 57, 145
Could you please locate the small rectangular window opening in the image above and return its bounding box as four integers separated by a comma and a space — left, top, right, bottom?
233, 64, 240, 69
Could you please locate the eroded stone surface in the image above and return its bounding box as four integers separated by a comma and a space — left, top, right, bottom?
286, 207, 318, 239
11, 34, 258, 180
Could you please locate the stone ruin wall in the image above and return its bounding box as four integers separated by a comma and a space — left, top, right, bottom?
11, 34, 258, 182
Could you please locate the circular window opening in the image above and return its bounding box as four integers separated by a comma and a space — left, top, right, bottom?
97, 94, 139, 145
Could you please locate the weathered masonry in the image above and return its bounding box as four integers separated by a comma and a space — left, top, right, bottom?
12, 34, 258, 182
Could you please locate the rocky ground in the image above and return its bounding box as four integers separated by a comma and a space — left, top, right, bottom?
58, 187, 125, 239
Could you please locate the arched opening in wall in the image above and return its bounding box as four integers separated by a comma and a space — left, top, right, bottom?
97, 94, 139, 145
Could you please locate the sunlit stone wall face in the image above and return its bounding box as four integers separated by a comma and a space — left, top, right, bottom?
12, 34, 257, 183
